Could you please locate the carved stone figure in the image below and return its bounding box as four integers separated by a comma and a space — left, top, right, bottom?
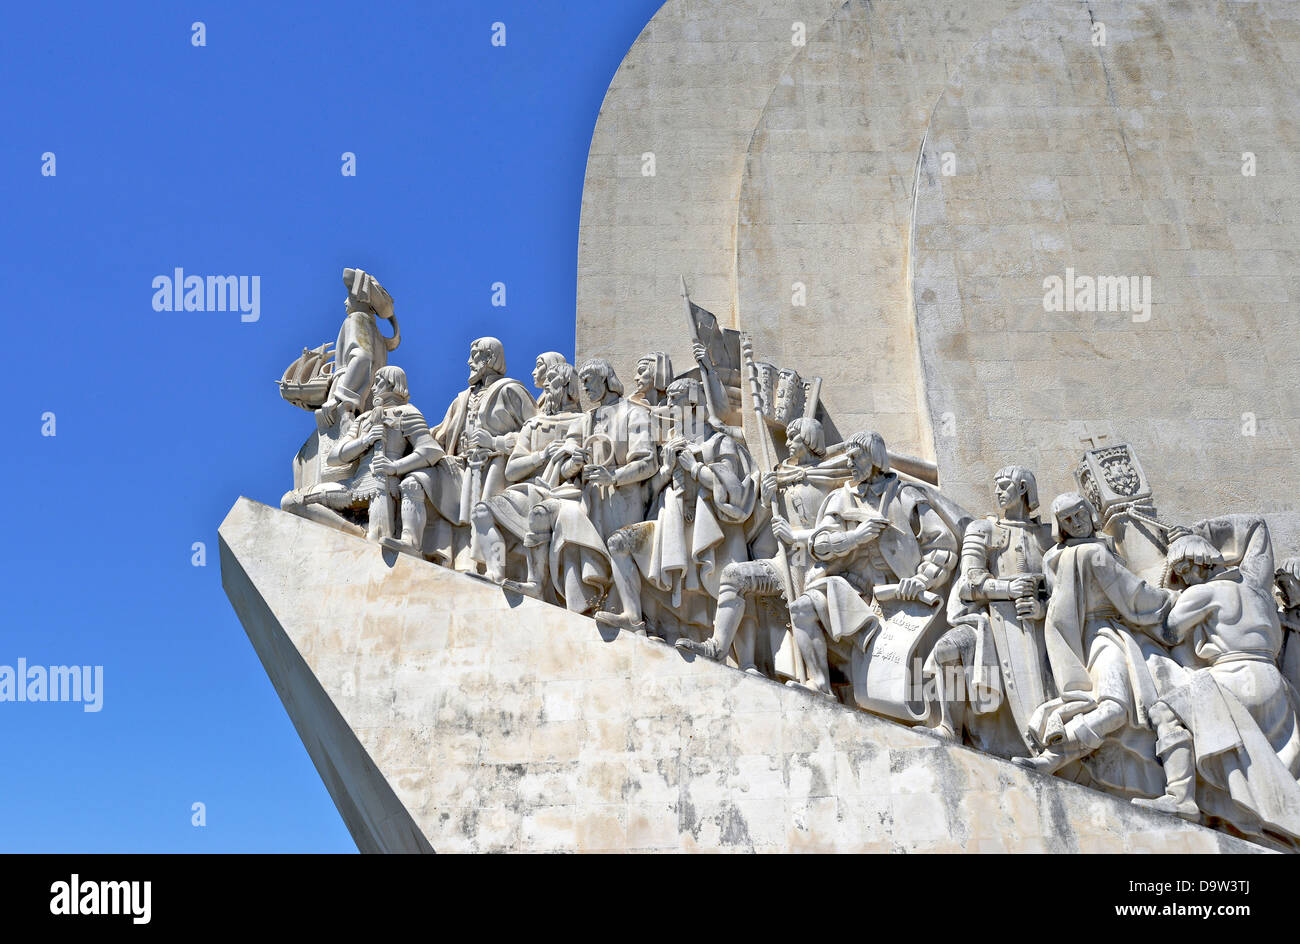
568, 358, 656, 541
927, 466, 1053, 758
282, 366, 439, 542
471, 363, 612, 612
675, 418, 832, 672
532, 352, 569, 410
1012, 493, 1171, 800
381, 338, 536, 564
472, 362, 582, 581
1132, 517, 1300, 849
278, 268, 402, 507
1277, 557, 1300, 693
597, 378, 758, 644
317, 269, 401, 425
786, 431, 959, 709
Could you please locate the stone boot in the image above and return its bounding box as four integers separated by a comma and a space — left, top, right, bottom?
675, 636, 723, 660
1132, 742, 1199, 821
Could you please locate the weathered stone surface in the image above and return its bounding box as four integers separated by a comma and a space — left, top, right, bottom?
577, 0, 847, 388
579, 0, 1300, 550
736, 0, 1025, 455
219, 497, 1261, 852
910, 0, 1300, 550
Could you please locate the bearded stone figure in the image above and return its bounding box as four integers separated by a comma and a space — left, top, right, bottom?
383, 337, 535, 566
597, 377, 758, 644
472, 361, 613, 613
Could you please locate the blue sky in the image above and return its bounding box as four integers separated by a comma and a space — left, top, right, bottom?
2, 0, 662, 852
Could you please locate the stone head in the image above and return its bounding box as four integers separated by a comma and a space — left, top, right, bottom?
994, 465, 1038, 516
1166, 533, 1225, 588
633, 352, 673, 399
664, 377, 707, 440
785, 418, 825, 463
468, 338, 506, 384
533, 352, 566, 390
544, 363, 581, 415
578, 358, 622, 404
844, 431, 889, 486
372, 365, 409, 408
1050, 492, 1097, 542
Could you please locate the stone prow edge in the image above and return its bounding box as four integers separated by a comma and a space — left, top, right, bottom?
219, 505, 435, 854
218, 496, 1267, 854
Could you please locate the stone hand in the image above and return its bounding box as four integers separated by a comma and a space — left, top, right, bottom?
852, 517, 889, 543
1015, 595, 1044, 620
362, 423, 385, 447
760, 472, 777, 504
1169, 533, 1221, 569
896, 575, 927, 601
771, 514, 795, 546
466, 428, 496, 452
1008, 576, 1038, 598
585, 465, 615, 487
691, 341, 708, 367
371, 455, 394, 477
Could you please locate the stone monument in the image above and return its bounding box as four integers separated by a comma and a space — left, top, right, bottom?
222, 1, 1300, 853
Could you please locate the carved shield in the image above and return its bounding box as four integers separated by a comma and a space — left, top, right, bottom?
772, 369, 806, 426
1098, 450, 1141, 496
1074, 443, 1151, 519
985, 600, 1048, 747
849, 591, 945, 724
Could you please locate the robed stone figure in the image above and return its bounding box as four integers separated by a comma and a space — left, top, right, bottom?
384, 337, 535, 564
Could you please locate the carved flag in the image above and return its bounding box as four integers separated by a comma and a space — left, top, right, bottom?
687, 298, 742, 376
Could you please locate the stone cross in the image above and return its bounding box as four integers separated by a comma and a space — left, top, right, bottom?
1079, 426, 1110, 451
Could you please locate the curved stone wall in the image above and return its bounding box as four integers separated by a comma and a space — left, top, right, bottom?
911, 0, 1300, 544
576, 0, 846, 384
580, 0, 1300, 548
735, 0, 1023, 456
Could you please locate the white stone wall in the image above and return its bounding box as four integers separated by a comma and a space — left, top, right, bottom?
577, 0, 847, 384
735, 0, 1026, 454
579, 0, 1300, 550
911, 0, 1300, 546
